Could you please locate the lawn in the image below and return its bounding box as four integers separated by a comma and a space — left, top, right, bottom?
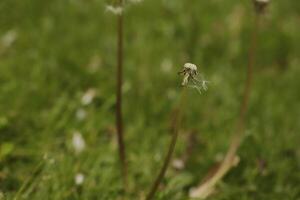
0, 0, 299, 199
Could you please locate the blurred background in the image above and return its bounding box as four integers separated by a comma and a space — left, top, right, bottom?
0, 0, 299, 199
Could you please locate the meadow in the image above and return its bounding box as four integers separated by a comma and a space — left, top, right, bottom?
0, 0, 299, 199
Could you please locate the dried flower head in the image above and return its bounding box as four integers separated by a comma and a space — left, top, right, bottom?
253, 0, 270, 14
178, 63, 209, 94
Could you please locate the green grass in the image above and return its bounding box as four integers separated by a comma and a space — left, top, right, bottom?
0, 0, 299, 199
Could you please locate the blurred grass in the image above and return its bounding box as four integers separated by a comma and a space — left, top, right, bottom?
0, 0, 299, 199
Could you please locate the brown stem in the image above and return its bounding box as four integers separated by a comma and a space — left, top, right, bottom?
189, 11, 261, 199
225, 10, 260, 164
146, 89, 186, 200
116, 0, 127, 191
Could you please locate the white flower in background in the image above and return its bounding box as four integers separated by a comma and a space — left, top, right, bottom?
1, 30, 17, 49
160, 58, 173, 73
178, 63, 209, 94
75, 108, 87, 121
106, 5, 123, 15
72, 131, 86, 154
75, 173, 85, 185
81, 88, 96, 106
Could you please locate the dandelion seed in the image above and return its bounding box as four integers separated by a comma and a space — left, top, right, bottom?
201, 80, 209, 91
75, 173, 85, 185
106, 5, 123, 15
81, 89, 96, 106
72, 131, 86, 154
178, 63, 209, 93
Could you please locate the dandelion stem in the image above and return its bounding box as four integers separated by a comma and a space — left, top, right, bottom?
220, 8, 260, 181
189, 8, 261, 199
146, 89, 186, 200
115, 0, 128, 191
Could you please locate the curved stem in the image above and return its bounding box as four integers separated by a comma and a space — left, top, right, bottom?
146, 89, 186, 200
190, 12, 261, 199
221, 8, 260, 171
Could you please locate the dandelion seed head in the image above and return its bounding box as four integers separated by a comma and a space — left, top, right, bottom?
178, 63, 209, 94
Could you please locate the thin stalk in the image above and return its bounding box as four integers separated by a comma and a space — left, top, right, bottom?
190, 11, 261, 198
219, 8, 260, 174
116, 0, 128, 191
146, 89, 187, 200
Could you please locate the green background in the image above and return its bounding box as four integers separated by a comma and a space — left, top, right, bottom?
0, 0, 299, 199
